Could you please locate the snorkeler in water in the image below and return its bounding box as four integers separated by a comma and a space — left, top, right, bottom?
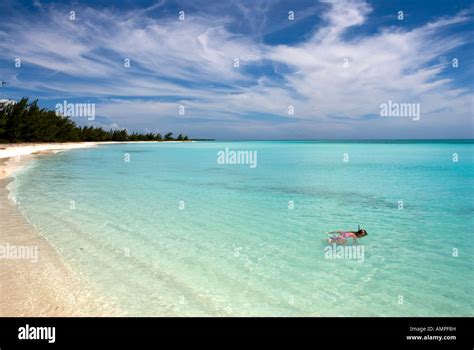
326, 226, 368, 244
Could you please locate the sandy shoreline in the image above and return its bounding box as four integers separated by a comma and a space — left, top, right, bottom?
0, 142, 103, 179
0, 142, 116, 316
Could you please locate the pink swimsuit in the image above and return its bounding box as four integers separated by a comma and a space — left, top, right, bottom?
331, 232, 354, 240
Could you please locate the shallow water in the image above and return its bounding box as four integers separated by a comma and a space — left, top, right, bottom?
10, 141, 474, 316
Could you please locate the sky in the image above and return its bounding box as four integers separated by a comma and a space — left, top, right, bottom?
0, 0, 473, 139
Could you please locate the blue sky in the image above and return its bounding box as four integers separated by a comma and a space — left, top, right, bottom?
0, 0, 473, 139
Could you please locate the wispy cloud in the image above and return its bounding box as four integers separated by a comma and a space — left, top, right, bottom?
0, 0, 472, 138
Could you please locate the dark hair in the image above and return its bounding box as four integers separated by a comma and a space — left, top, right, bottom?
356, 229, 367, 237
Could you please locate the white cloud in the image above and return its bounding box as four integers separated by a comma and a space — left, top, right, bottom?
0, 0, 472, 138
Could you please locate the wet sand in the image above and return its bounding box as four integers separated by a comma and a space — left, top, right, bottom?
0, 143, 116, 316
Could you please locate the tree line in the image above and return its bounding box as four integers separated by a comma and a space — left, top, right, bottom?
0, 98, 189, 143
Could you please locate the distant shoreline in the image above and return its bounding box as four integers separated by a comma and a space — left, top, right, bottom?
2, 139, 471, 145
209, 138, 474, 143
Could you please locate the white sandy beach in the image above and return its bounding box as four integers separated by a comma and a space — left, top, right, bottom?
0, 142, 102, 179
0, 142, 115, 316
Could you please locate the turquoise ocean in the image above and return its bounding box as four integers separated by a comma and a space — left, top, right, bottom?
8, 141, 474, 316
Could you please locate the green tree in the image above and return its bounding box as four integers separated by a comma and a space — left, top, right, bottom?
0, 98, 190, 143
